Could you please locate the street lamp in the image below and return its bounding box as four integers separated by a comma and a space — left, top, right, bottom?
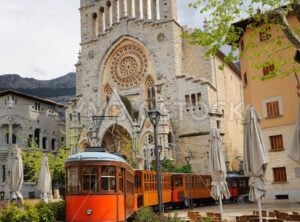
147, 109, 163, 214
185, 155, 193, 210
225, 161, 230, 173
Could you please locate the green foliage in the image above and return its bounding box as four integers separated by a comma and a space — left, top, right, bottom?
0, 204, 22, 222
0, 201, 66, 222
184, 0, 299, 79
22, 148, 43, 182
21, 203, 41, 222
22, 147, 69, 184
161, 159, 193, 173
48, 149, 69, 185
133, 207, 183, 222
35, 202, 56, 222
0, 203, 39, 222
48, 201, 66, 221
203, 217, 213, 222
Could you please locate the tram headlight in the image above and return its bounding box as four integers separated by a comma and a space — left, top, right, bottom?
86, 209, 93, 215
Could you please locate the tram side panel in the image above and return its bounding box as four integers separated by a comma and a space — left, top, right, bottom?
65, 159, 134, 222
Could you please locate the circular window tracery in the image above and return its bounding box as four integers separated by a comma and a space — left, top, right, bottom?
109, 45, 148, 89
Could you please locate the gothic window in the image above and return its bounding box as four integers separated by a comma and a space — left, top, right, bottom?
185, 95, 190, 108
145, 76, 156, 109
42, 137, 47, 150
191, 94, 196, 107
92, 13, 98, 37
12, 134, 17, 144
34, 102, 41, 111
104, 83, 113, 102
197, 93, 201, 105
51, 139, 56, 150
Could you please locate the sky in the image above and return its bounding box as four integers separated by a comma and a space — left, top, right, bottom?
0, 0, 203, 80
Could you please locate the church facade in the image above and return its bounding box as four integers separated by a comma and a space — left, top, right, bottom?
67, 0, 244, 173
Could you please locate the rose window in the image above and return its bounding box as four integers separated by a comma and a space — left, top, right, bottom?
109, 45, 148, 89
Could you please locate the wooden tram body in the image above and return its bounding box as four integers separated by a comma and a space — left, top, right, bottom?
65, 152, 135, 222
134, 170, 172, 209
226, 173, 250, 201
171, 173, 213, 207
65, 152, 248, 222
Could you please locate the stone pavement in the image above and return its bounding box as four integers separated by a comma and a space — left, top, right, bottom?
165, 202, 300, 221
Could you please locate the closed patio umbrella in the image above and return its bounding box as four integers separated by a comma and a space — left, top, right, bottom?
37, 154, 52, 203
288, 101, 300, 164
7, 145, 24, 206
244, 106, 269, 222
209, 128, 231, 222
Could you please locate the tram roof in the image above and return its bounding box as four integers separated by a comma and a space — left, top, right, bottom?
66, 152, 127, 163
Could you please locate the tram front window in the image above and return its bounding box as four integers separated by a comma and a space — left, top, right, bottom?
101, 166, 116, 192
82, 167, 97, 192
67, 168, 79, 192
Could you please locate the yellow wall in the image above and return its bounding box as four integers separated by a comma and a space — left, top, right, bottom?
239, 14, 300, 202
240, 15, 300, 129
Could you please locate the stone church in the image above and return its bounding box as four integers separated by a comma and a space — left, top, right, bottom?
67, 0, 244, 173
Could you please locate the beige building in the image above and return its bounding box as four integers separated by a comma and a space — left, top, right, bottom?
236, 13, 300, 202
0, 90, 65, 199
67, 0, 244, 173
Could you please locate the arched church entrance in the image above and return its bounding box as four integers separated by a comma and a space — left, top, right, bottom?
101, 124, 133, 163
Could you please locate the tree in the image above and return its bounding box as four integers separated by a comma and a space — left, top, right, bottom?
22, 147, 70, 185
161, 159, 193, 173
183, 0, 300, 78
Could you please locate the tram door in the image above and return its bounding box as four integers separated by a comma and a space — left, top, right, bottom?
119, 168, 125, 221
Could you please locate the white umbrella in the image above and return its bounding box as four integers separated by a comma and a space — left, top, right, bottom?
37, 154, 52, 203
288, 101, 300, 164
244, 106, 269, 222
209, 128, 231, 222
7, 145, 24, 205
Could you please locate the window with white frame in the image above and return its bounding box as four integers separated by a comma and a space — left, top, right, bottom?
262, 96, 283, 118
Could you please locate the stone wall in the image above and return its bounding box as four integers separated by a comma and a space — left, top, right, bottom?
263, 124, 300, 203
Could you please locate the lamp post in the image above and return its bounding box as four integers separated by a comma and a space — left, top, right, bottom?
148, 109, 163, 214
184, 155, 193, 210
225, 161, 230, 173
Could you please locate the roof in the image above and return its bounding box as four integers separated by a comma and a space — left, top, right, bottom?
66, 152, 128, 163
0, 89, 64, 108
227, 173, 249, 178
216, 50, 241, 78
231, 7, 295, 43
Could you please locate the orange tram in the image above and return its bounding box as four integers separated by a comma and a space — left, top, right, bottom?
65, 151, 214, 222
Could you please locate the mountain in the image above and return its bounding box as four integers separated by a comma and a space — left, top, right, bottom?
0, 73, 76, 103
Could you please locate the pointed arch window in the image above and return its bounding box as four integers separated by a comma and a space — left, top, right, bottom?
92, 13, 98, 37
145, 76, 156, 109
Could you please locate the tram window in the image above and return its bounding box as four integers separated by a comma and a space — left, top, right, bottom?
101, 166, 116, 191
67, 168, 79, 192
82, 167, 97, 192
119, 169, 124, 192
176, 178, 182, 186
232, 180, 237, 188
239, 179, 246, 187
135, 174, 141, 188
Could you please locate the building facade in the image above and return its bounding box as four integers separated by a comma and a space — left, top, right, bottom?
0, 90, 65, 199
67, 0, 244, 173
237, 13, 300, 202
